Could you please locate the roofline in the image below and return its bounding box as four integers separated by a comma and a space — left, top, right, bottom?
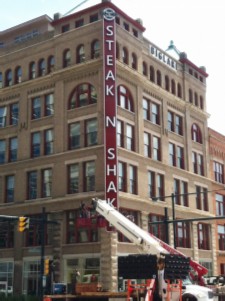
51, 1, 146, 32
179, 56, 208, 78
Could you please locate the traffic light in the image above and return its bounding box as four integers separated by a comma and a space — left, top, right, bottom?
18, 217, 30, 232
44, 259, 50, 275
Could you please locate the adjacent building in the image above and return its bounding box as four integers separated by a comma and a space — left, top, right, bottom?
0, 0, 221, 296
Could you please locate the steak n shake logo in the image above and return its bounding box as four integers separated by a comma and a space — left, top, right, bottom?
103, 8, 118, 208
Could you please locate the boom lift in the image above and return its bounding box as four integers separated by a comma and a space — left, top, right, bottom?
93, 199, 214, 301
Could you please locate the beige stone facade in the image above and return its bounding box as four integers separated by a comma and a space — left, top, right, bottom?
0, 0, 219, 296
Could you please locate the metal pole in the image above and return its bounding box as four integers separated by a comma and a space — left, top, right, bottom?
40, 207, 46, 301
164, 207, 169, 244
171, 193, 176, 248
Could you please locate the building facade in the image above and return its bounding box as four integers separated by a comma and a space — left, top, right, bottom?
0, 0, 219, 296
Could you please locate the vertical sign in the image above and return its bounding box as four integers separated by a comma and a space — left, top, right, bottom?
103, 8, 118, 208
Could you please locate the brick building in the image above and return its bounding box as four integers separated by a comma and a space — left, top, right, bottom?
0, 0, 219, 296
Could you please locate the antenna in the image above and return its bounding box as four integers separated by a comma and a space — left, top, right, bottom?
63, 0, 90, 16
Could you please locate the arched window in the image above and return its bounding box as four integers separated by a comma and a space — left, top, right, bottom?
0, 72, 2, 88
63, 49, 71, 68
76, 44, 85, 63
177, 83, 182, 98
156, 70, 161, 86
189, 89, 193, 103
68, 83, 97, 109
5, 69, 12, 87
171, 79, 176, 95
117, 85, 134, 112
48, 55, 55, 73
131, 53, 137, 70
199, 96, 204, 110
15, 66, 22, 84
91, 40, 100, 59
142, 61, 147, 76
122, 47, 128, 64
150, 66, 155, 82
38, 59, 46, 76
29, 61, 36, 79
116, 42, 119, 59
165, 75, 170, 91
194, 92, 198, 106
191, 123, 202, 144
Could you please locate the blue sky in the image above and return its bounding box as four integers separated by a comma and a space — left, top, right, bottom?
1, 0, 225, 134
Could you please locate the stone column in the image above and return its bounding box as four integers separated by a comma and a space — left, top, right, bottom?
211, 224, 218, 275
100, 228, 118, 291
192, 222, 199, 262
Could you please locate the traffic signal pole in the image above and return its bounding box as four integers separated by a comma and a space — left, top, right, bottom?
39, 207, 46, 301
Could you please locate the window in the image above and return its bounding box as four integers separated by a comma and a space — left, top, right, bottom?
198, 223, 210, 250
171, 79, 176, 95
75, 19, 84, 28
69, 122, 80, 149
148, 170, 164, 199
144, 132, 151, 157
9, 137, 18, 162
0, 139, 6, 164
0, 106, 7, 127
90, 14, 98, 22
165, 75, 170, 91
213, 161, 224, 183
29, 61, 36, 79
156, 70, 161, 86
167, 111, 183, 135
44, 93, 54, 116
31, 132, 41, 158
126, 124, 134, 151
5, 175, 15, 203
200, 96, 204, 110
84, 161, 95, 192
85, 119, 97, 146
0, 221, 14, 248
169, 143, 185, 169
177, 83, 182, 98
192, 152, 204, 175
38, 59, 46, 76
10, 103, 19, 125
42, 169, 52, 197
44, 129, 54, 155
150, 66, 155, 82
27, 171, 38, 200
196, 186, 208, 211
173, 179, 188, 206
31, 97, 41, 119
117, 85, 134, 112
122, 47, 128, 64
143, 98, 160, 125
5, 69, 12, 87
131, 53, 137, 69
216, 194, 225, 216
129, 165, 137, 194
142, 62, 147, 76
62, 24, 70, 32
118, 162, 126, 192
218, 225, 225, 251
189, 89, 193, 103
91, 40, 100, 59
176, 221, 190, 248
26, 214, 49, 246
194, 92, 198, 106
152, 136, 161, 161
68, 83, 97, 109
68, 164, 79, 194
191, 124, 202, 143
117, 120, 124, 147
0, 72, 2, 88
15, 66, 22, 84
63, 49, 71, 67
123, 22, 129, 31
119, 209, 138, 242
149, 214, 166, 242
47, 55, 55, 73
77, 44, 85, 63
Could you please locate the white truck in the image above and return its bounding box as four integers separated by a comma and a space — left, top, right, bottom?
93, 199, 214, 301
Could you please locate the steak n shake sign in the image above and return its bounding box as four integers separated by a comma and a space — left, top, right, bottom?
103, 8, 118, 208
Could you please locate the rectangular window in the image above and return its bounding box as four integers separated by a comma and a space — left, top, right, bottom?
0, 106, 7, 127
192, 152, 204, 175
177, 146, 184, 169
169, 143, 184, 169
143, 98, 160, 125
0, 139, 6, 164
42, 169, 52, 197
9, 137, 18, 162
62, 24, 70, 32
45, 94, 54, 116
149, 214, 166, 242
68, 164, 79, 194
218, 225, 225, 251
90, 14, 98, 22
85, 119, 97, 146
10, 103, 19, 125
69, 123, 80, 149
84, 161, 95, 192
44, 129, 54, 155
126, 124, 134, 151
168, 111, 183, 135
148, 171, 164, 200
213, 161, 224, 183
216, 194, 225, 216
117, 120, 124, 147
144, 132, 151, 157
196, 186, 208, 211
118, 162, 126, 192
27, 171, 38, 200
198, 223, 210, 250
0, 221, 14, 248
169, 143, 176, 166
31, 97, 41, 119
75, 19, 84, 28
31, 132, 41, 157
176, 221, 190, 248
152, 136, 161, 161
174, 178, 188, 206
129, 165, 137, 194
5, 175, 15, 203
